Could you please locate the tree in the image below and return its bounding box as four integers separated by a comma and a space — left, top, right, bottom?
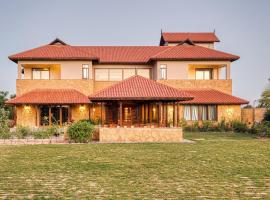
0, 91, 15, 119
259, 79, 270, 109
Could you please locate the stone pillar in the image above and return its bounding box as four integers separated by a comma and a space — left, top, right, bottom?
173, 103, 178, 127
158, 102, 163, 127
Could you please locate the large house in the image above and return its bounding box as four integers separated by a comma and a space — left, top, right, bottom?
7, 32, 248, 128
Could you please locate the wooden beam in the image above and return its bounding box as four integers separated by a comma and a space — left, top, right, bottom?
49, 106, 52, 126
173, 102, 177, 127
159, 102, 162, 127
59, 106, 63, 127
119, 102, 123, 127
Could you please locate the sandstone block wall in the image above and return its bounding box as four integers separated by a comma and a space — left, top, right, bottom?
99, 127, 183, 143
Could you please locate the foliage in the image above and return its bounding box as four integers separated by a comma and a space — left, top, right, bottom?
199, 121, 212, 132
249, 121, 270, 137
231, 120, 248, 133
179, 118, 188, 129
0, 131, 11, 139
0, 91, 15, 119
259, 79, 270, 109
0, 108, 9, 136
216, 119, 232, 132
263, 109, 270, 121
79, 118, 100, 125
16, 126, 31, 139
67, 121, 94, 143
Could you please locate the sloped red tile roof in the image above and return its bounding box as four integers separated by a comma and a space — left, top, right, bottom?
150, 44, 239, 61
180, 89, 248, 105
89, 75, 194, 101
160, 32, 220, 45
6, 89, 89, 105
9, 38, 239, 63
9, 44, 98, 63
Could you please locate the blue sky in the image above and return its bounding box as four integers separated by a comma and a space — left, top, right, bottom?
0, 0, 269, 104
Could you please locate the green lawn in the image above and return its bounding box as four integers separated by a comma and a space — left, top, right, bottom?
0, 132, 270, 199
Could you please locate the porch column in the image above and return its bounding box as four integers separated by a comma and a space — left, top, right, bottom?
149, 103, 152, 125
158, 102, 163, 127
68, 105, 72, 123
119, 101, 123, 127
101, 102, 104, 126
49, 106, 52, 126
163, 103, 167, 127
173, 102, 178, 127
226, 64, 231, 80
35, 105, 40, 127
59, 106, 63, 127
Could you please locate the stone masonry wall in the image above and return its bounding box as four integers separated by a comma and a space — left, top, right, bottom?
99, 127, 183, 143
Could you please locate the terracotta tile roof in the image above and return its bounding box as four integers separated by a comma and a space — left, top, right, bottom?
6, 89, 89, 105
9, 44, 98, 63
150, 44, 239, 61
180, 89, 249, 105
89, 75, 194, 101
9, 38, 239, 63
160, 32, 220, 44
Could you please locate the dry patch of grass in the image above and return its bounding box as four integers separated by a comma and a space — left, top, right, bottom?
0, 132, 269, 199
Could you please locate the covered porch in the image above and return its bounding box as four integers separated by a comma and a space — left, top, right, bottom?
89, 75, 194, 128
91, 101, 181, 128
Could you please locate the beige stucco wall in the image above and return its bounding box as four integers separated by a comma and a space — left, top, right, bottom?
155, 61, 230, 81
16, 79, 94, 96
167, 42, 215, 49
19, 61, 93, 80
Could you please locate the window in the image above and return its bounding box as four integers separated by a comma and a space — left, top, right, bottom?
160, 64, 167, 79
195, 69, 213, 80
123, 69, 136, 79
95, 69, 109, 81
82, 64, 89, 79
183, 105, 217, 121
32, 68, 50, 80
109, 69, 122, 81
137, 69, 150, 79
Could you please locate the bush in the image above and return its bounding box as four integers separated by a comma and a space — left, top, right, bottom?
216, 119, 232, 132
199, 121, 212, 132
79, 118, 101, 125
0, 131, 11, 139
46, 125, 59, 137
249, 121, 270, 137
0, 108, 9, 135
263, 110, 270, 121
67, 121, 94, 143
231, 120, 248, 133
179, 118, 188, 129
16, 126, 31, 139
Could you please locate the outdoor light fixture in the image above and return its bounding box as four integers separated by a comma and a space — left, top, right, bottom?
23, 105, 31, 113
79, 105, 86, 112
93, 108, 96, 112
226, 108, 233, 117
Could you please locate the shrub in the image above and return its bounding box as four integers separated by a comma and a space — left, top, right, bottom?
67, 121, 94, 143
231, 120, 248, 133
16, 126, 31, 139
0, 131, 11, 139
46, 125, 59, 137
199, 121, 212, 132
249, 121, 270, 137
216, 119, 232, 132
263, 109, 270, 121
79, 118, 101, 125
179, 118, 188, 129
0, 108, 9, 135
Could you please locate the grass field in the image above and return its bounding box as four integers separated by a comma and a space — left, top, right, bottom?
0, 132, 270, 199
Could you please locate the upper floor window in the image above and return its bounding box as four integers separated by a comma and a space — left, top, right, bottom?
195, 68, 213, 80
137, 69, 150, 79
160, 64, 167, 80
95, 68, 151, 81
82, 64, 89, 79
32, 68, 50, 80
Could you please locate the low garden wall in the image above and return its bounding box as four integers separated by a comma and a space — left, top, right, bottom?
99, 127, 183, 143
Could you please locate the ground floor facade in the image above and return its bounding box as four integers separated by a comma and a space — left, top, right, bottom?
14, 103, 241, 128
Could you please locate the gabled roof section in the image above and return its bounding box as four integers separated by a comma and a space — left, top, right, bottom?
6, 89, 90, 105
150, 44, 239, 61
180, 89, 249, 105
48, 38, 68, 45
89, 75, 194, 101
160, 32, 220, 45
9, 40, 98, 63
